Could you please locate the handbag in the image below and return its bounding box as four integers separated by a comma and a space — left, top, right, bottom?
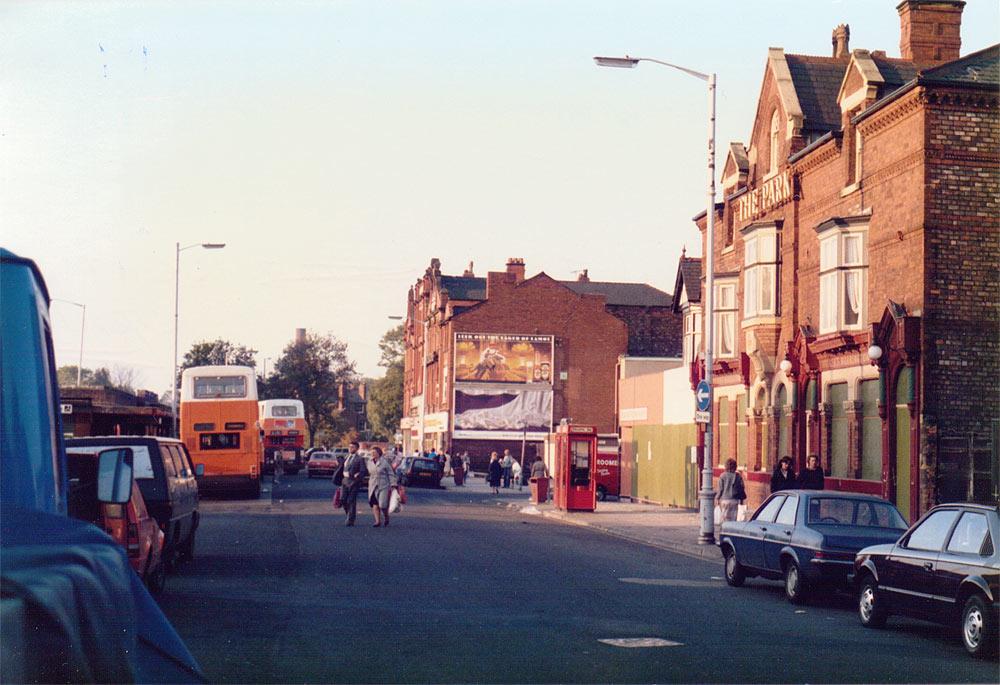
713, 505, 722, 526
333, 486, 342, 508
388, 488, 401, 514
737, 503, 748, 522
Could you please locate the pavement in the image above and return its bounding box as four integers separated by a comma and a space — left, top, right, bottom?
461, 472, 721, 561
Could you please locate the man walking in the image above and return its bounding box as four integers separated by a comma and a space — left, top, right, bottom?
501, 449, 514, 488
340, 441, 367, 526
271, 450, 283, 485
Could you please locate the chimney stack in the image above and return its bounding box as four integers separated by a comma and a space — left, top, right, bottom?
463, 261, 475, 277
576, 269, 590, 283
295, 328, 306, 345
505, 257, 525, 283
832, 24, 850, 58
897, 0, 965, 63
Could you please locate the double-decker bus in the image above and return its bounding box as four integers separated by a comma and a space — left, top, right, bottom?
180, 365, 262, 498
259, 399, 305, 475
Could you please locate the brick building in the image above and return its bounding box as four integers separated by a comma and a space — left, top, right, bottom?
402, 258, 677, 469
686, 1, 998, 520
60, 386, 172, 437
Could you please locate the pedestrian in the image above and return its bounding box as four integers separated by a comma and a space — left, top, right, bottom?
271, 450, 283, 485
530, 455, 549, 480
501, 449, 514, 488
715, 458, 746, 523
771, 455, 797, 492
451, 452, 465, 486
487, 452, 502, 494
512, 458, 523, 491
339, 441, 367, 527
367, 446, 397, 527
798, 454, 825, 490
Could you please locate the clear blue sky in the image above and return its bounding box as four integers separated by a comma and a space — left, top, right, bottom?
3, 0, 997, 393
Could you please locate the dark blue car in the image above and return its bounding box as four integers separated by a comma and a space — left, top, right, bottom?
719, 490, 908, 603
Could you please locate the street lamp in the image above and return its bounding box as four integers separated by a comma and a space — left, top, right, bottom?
173, 242, 226, 437
262, 357, 272, 379
595, 53, 718, 544
52, 299, 86, 386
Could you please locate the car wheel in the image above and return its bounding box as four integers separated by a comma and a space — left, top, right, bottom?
596, 485, 607, 502
146, 560, 167, 596
961, 593, 998, 658
784, 560, 808, 604
858, 576, 888, 628
723, 547, 745, 587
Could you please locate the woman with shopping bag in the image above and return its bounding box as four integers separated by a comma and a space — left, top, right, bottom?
714, 458, 746, 525
367, 446, 398, 527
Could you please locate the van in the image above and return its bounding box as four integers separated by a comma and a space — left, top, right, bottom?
67, 436, 200, 567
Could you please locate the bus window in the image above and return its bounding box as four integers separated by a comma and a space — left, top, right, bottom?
199, 433, 241, 451
193, 376, 247, 399
272, 405, 298, 417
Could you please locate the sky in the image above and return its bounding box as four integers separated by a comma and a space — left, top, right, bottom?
3, 0, 998, 394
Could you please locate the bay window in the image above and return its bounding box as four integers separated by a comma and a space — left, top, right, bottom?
743, 229, 779, 320
683, 308, 702, 366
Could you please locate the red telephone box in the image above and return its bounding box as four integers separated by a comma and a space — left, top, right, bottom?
553, 423, 597, 512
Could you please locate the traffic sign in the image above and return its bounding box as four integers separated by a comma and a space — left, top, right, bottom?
695, 380, 711, 412
694, 410, 710, 424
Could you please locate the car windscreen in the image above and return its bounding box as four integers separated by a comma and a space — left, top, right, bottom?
310, 452, 334, 460
807, 497, 907, 529
412, 459, 439, 470
66, 444, 155, 479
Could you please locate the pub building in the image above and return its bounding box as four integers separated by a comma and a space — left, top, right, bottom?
689, 1, 998, 520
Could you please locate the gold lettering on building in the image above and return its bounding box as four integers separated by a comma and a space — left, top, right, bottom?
735, 170, 792, 222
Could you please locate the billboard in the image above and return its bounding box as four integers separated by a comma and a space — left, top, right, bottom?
454, 333, 554, 384
452, 387, 552, 440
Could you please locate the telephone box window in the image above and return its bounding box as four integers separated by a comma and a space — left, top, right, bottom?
571, 440, 591, 487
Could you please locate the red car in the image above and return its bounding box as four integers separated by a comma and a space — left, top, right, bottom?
67, 451, 167, 594
305, 451, 340, 478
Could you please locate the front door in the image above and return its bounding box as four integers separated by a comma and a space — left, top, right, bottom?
894, 369, 913, 522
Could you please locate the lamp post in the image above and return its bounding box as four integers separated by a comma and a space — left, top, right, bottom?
52, 299, 86, 386
262, 357, 272, 379
173, 242, 226, 437
594, 54, 718, 544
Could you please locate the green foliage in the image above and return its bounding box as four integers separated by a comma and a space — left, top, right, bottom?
368, 364, 403, 442
378, 324, 404, 369
177, 339, 257, 386
268, 332, 356, 447
57, 365, 114, 388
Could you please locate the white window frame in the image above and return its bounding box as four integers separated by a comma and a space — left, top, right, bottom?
742, 228, 780, 322
817, 224, 868, 334
714, 280, 737, 358
683, 307, 703, 366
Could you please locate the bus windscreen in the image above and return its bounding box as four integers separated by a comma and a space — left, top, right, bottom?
194, 376, 247, 399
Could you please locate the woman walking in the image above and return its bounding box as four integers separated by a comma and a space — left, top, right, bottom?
367, 447, 397, 527
487, 452, 502, 494
715, 459, 746, 523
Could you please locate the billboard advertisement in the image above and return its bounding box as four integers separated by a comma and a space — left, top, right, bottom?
452, 387, 552, 440
454, 333, 554, 384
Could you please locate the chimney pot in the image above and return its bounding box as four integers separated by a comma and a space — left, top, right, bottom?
577, 269, 590, 282
462, 261, 475, 278
505, 258, 526, 283
832, 24, 850, 58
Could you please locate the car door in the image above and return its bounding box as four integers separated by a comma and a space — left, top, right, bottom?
763, 495, 799, 572
741, 495, 786, 572
168, 444, 197, 538
882, 508, 960, 617
937, 510, 992, 610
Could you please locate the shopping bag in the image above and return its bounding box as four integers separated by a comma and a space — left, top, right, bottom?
396, 485, 408, 505
737, 504, 748, 522
388, 488, 402, 514
713, 505, 722, 526
333, 486, 342, 509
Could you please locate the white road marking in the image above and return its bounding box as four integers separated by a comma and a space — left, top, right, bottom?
619, 578, 723, 588
599, 638, 683, 648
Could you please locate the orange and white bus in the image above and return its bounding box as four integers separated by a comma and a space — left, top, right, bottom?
259, 399, 306, 475
180, 365, 262, 498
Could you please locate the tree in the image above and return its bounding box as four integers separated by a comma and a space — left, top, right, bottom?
177, 339, 257, 386
367, 325, 405, 442
57, 365, 118, 389
269, 332, 356, 447
110, 365, 142, 394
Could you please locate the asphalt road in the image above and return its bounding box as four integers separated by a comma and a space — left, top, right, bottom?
158, 475, 997, 684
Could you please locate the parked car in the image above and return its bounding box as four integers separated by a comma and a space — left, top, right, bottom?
305, 451, 339, 478
66, 436, 200, 568
854, 503, 999, 658
720, 490, 908, 603
66, 451, 167, 594
399, 457, 443, 488
395, 456, 414, 479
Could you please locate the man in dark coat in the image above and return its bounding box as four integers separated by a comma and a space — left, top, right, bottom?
340, 441, 367, 526
770, 456, 797, 493
798, 454, 825, 490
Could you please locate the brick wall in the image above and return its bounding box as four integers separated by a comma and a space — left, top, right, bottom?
607, 305, 682, 357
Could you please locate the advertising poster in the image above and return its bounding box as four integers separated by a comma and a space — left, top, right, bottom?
454, 333, 554, 384
452, 387, 552, 440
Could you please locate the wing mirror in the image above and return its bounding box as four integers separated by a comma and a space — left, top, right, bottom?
97, 448, 134, 504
